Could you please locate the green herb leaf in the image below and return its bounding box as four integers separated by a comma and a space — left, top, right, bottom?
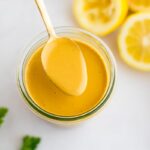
0, 118, 3, 125
0, 107, 8, 125
20, 135, 41, 150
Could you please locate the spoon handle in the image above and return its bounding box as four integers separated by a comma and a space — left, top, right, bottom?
35, 0, 56, 38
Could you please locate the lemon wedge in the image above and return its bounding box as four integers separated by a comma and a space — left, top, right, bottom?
73, 0, 128, 36
129, 0, 150, 12
118, 12, 150, 71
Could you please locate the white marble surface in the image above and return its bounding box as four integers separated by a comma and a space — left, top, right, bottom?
0, 0, 150, 150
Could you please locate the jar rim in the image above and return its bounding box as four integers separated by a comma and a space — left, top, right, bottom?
17, 26, 116, 122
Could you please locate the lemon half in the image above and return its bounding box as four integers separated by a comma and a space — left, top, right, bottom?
73, 0, 128, 36
129, 0, 150, 12
118, 12, 150, 71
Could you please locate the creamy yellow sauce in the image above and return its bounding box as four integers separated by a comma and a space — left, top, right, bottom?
41, 37, 87, 96
25, 40, 108, 116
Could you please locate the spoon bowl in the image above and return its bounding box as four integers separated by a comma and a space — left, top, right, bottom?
35, 0, 87, 95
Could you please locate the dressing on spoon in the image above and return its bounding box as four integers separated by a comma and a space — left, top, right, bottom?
35, 0, 87, 96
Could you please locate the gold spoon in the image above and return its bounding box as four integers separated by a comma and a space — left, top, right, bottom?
35, 0, 87, 96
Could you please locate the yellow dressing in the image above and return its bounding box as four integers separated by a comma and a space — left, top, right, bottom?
41, 37, 87, 96
25, 40, 108, 116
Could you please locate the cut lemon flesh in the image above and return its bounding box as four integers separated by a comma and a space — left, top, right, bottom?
129, 0, 150, 12
118, 12, 150, 71
73, 0, 128, 36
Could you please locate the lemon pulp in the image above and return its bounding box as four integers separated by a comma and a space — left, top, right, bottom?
129, 0, 150, 12
118, 13, 150, 71
73, 0, 128, 36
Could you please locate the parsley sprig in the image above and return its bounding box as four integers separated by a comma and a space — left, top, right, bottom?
0, 107, 8, 126
20, 135, 41, 150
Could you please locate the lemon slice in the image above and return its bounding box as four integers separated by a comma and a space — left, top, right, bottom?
118, 12, 150, 71
73, 0, 128, 36
129, 0, 150, 12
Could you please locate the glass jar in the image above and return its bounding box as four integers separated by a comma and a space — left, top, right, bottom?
17, 27, 116, 125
